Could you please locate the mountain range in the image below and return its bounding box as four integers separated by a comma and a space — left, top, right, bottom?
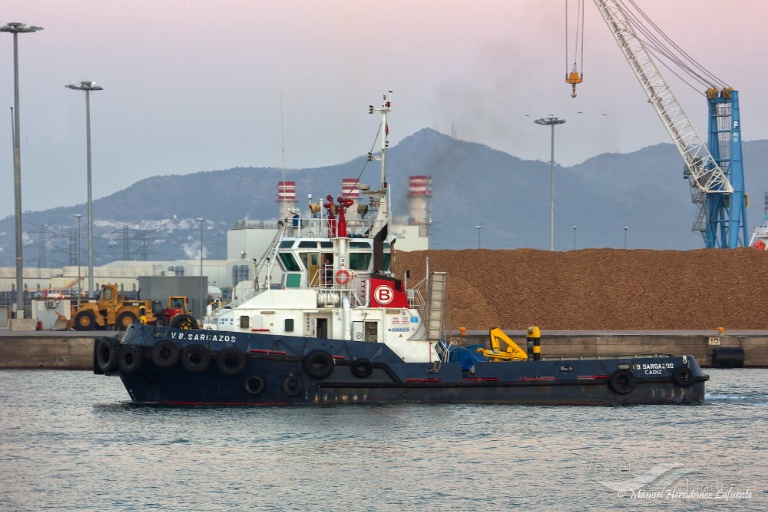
1, 128, 768, 268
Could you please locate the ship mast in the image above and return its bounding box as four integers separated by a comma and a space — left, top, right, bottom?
367, 90, 393, 236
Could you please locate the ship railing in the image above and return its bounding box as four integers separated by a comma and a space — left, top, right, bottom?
407, 287, 425, 312
289, 214, 377, 239
405, 272, 428, 312
308, 267, 324, 288
542, 353, 673, 361
435, 339, 454, 362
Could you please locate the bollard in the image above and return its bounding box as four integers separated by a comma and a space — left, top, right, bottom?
527, 326, 541, 361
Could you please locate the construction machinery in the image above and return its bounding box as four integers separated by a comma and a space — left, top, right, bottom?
477, 327, 529, 362
70, 283, 155, 331
567, 0, 747, 248
150, 295, 199, 329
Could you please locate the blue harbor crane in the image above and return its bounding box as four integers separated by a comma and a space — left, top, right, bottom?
566, 0, 747, 248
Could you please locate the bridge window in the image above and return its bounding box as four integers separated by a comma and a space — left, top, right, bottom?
278, 252, 301, 272
285, 273, 302, 288
349, 252, 372, 271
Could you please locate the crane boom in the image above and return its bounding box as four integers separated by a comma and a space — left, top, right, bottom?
593, 0, 746, 247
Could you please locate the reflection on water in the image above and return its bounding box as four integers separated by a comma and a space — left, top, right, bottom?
0, 369, 766, 511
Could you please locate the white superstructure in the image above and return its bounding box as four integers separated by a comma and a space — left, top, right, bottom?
204, 92, 444, 364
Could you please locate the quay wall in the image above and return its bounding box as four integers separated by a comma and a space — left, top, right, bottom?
458, 331, 766, 368
0, 334, 94, 369
0, 331, 765, 369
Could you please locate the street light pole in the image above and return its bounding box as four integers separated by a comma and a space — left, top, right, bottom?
1, 22, 43, 318
573, 225, 577, 251
73, 214, 81, 306
534, 117, 566, 251
624, 226, 629, 249
196, 217, 205, 318
475, 225, 482, 249
66, 81, 103, 298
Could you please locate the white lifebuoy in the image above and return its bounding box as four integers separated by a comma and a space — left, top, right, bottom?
335, 269, 351, 285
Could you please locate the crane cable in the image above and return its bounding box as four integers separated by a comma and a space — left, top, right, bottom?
565, 0, 585, 97
616, 0, 729, 94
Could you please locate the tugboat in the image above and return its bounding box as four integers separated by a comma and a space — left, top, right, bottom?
93, 92, 709, 405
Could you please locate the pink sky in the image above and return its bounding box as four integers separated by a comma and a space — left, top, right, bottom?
1, 0, 767, 217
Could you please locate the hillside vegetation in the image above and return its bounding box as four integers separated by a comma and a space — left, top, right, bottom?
3, 134, 768, 267
394, 248, 768, 331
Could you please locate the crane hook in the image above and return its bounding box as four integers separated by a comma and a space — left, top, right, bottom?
566, 67, 583, 98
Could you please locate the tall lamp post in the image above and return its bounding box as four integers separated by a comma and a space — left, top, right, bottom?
1, 22, 43, 318
475, 225, 482, 249
73, 214, 81, 306
66, 81, 102, 298
624, 226, 629, 249
196, 218, 205, 318
573, 225, 577, 251
534, 116, 566, 251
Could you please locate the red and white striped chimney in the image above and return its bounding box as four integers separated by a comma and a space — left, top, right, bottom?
407, 176, 431, 229
276, 181, 297, 219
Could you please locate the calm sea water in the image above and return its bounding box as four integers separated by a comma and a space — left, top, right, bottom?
0, 369, 765, 511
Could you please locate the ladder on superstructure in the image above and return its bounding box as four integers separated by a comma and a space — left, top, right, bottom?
426, 272, 447, 344
253, 222, 287, 291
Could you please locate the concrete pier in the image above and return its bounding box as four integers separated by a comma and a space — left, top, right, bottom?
0, 331, 98, 369
0, 329, 765, 369
457, 330, 765, 368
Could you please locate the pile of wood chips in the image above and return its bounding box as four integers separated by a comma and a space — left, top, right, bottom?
394, 248, 768, 331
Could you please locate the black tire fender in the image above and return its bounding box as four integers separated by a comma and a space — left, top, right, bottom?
283, 375, 303, 396
151, 340, 180, 368
302, 350, 335, 380
244, 376, 265, 395
94, 337, 118, 373
117, 344, 144, 373
180, 344, 211, 372
217, 347, 247, 376
609, 369, 636, 394
672, 366, 694, 387
350, 359, 374, 379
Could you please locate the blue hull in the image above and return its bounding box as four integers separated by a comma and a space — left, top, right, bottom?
94, 325, 708, 405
